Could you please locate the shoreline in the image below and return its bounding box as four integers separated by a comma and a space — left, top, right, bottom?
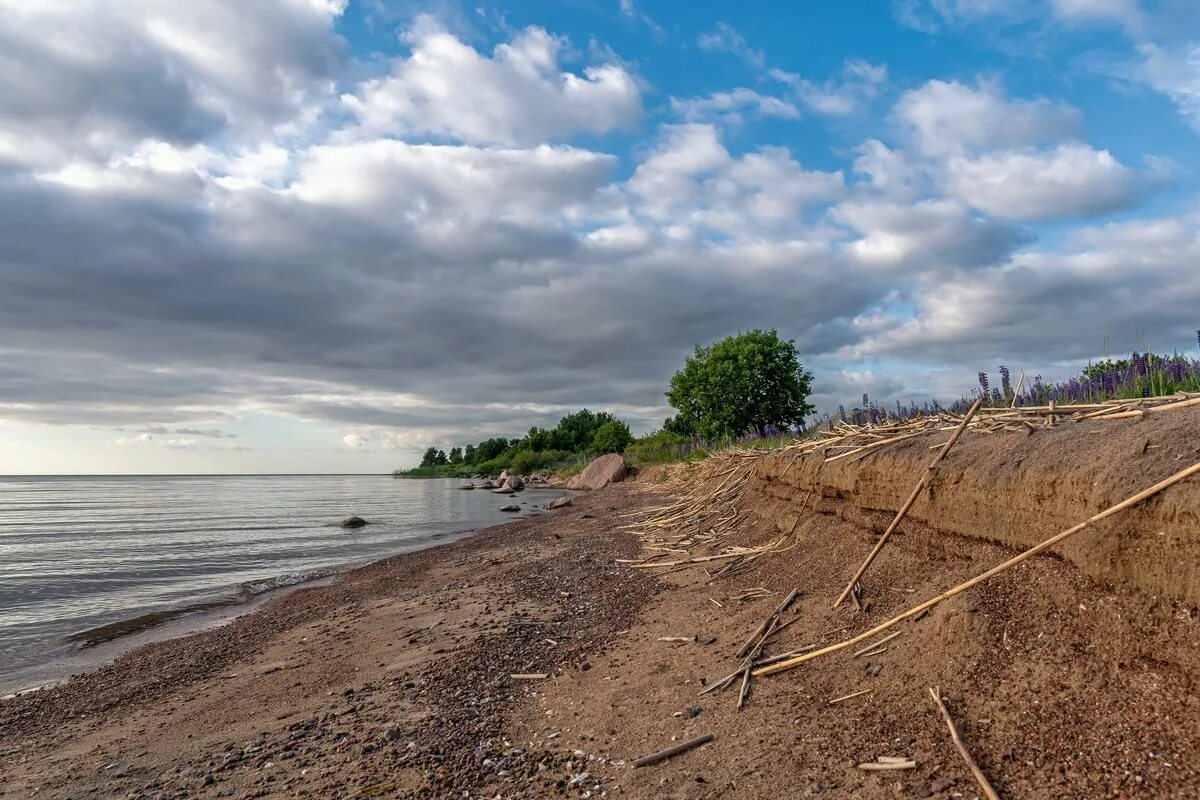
0, 485, 659, 798
5, 445, 1200, 798
0, 477, 571, 699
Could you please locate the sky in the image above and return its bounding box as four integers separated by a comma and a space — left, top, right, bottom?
2, 0, 1200, 474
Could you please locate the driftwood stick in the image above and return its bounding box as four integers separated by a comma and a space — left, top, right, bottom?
828, 688, 873, 705
736, 588, 799, 658
929, 687, 1000, 800
1009, 372, 1025, 408
757, 458, 1200, 677
851, 630, 901, 657
834, 398, 984, 608
632, 733, 714, 767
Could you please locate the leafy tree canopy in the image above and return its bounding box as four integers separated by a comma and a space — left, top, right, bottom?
666, 329, 814, 440
591, 419, 633, 454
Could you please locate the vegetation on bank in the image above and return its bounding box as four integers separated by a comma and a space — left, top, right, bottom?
393, 409, 633, 478
397, 328, 1200, 477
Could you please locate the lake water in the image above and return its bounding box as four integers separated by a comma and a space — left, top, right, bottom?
0, 474, 565, 695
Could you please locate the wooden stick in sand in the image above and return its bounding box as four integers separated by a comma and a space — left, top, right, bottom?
632, 733, 714, 767
736, 588, 799, 658
1009, 372, 1025, 408
834, 398, 984, 608
929, 687, 1000, 800
758, 458, 1200, 677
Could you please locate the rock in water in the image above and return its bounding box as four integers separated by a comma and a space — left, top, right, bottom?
458, 483, 476, 490
499, 504, 521, 512
340, 516, 367, 528
543, 496, 572, 510
476, 480, 495, 489
492, 485, 515, 495
566, 453, 627, 491
504, 475, 525, 492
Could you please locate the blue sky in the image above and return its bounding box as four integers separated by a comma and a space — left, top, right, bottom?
1, 0, 1199, 473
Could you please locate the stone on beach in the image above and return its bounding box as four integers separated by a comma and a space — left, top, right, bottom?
566, 453, 627, 491
339, 516, 368, 529
543, 496, 572, 510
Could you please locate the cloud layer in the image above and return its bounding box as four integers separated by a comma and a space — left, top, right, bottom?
1, 1, 1198, 469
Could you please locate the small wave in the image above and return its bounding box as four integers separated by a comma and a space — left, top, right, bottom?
65, 568, 339, 648
238, 568, 338, 597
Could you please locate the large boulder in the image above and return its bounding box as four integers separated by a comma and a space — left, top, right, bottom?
504, 475, 525, 492
497, 469, 510, 483
566, 453, 627, 491
339, 516, 368, 529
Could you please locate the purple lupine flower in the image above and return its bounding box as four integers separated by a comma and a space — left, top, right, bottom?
838, 404, 846, 422
999, 365, 1011, 397
978, 372, 990, 396
862, 393, 869, 408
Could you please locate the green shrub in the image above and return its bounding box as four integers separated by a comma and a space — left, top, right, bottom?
625, 429, 692, 465
591, 419, 633, 454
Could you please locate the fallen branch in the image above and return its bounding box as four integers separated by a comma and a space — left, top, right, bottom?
834, 398, 984, 608
828, 688, 872, 705
858, 760, 917, 771
851, 630, 902, 657
632, 733, 714, 767
929, 687, 1000, 800
756, 458, 1200, 677
736, 588, 800, 658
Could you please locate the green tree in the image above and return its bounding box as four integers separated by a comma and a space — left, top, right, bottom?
420, 447, 440, 468
591, 419, 633, 454
434, 449, 448, 466
448, 446, 463, 464
475, 437, 510, 462
666, 329, 814, 440
553, 409, 616, 452
463, 444, 477, 464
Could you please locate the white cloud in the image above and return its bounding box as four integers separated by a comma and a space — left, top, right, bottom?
893, 79, 1082, 156
115, 433, 155, 445
1051, 0, 1144, 31
626, 124, 844, 238
845, 208, 1200, 363
290, 139, 616, 223
669, 88, 800, 124
341, 17, 641, 145
945, 143, 1150, 219
696, 23, 765, 68
853, 139, 928, 198
342, 433, 368, 447
0, 0, 344, 167
834, 198, 1026, 270
770, 60, 889, 116
617, 0, 666, 38
1135, 43, 1200, 132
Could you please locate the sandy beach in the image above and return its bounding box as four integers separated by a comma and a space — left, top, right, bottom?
5, 413, 1200, 799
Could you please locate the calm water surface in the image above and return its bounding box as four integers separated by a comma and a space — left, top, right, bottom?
0, 475, 564, 694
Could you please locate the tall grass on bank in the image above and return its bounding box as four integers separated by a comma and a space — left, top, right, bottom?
813, 337, 1200, 432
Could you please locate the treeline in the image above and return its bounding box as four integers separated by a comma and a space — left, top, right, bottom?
396, 409, 633, 478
